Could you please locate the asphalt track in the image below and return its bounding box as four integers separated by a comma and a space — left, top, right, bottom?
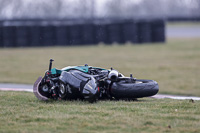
167, 26, 200, 38
0, 83, 200, 100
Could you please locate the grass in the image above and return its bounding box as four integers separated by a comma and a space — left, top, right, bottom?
0, 38, 200, 96
0, 37, 200, 133
0, 91, 200, 133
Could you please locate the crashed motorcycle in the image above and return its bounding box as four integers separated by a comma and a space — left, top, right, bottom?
33, 59, 159, 102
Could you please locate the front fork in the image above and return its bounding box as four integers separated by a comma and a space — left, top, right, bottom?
34, 59, 61, 101
49, 80, 60, 99
43, 75, 60, 99
34, 71, 60, 100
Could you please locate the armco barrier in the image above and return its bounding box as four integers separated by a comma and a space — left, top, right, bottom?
0, 19, 165, 47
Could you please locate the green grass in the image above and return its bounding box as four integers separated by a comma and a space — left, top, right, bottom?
0, 38, 200, 96
0, 38, 200, 133
0, 91, 200, 133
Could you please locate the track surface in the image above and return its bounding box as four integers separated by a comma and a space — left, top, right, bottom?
0, 83, 33, 92
0, 83, 200, 100
167, 26, 200, 38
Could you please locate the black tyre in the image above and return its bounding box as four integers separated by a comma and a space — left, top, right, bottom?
38, 83, 51, 98
110, 78, 159, 99
58, 82, 68, 99
59, 82, 80, 100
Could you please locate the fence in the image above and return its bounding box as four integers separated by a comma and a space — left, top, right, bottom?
0, 19, 165, 47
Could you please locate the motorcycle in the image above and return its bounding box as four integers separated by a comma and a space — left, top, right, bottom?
33, 59, 159, 102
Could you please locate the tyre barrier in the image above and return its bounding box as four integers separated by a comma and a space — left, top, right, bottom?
81, 23, 95, 45
69, 24, 81, 45
41, 26, 55, 46
2, 26, 16, 47
29, 26, 42, 47
0, 26, 3, 47
138, 20, 152, 43
107, 22, 123, 44
55, 25, 69, 46
152, 20, 165, 42
16, 26, 29, 47
95, 24, 109, 44
0, 19, 165, 47
121, 21, 138, 43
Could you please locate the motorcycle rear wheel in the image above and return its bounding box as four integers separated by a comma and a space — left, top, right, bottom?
110, 78, 159, 99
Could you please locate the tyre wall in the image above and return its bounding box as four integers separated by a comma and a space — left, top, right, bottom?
0, 19, 165, 47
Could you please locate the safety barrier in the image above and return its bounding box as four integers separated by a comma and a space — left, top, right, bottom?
0, 19, 165, 47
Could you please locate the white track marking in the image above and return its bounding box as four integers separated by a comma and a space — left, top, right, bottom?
0, 88, 33, 92
0, 85, 200, 100
151, 94, 200, 100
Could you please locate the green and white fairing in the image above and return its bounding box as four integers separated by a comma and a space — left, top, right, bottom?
51, 65, 107, 75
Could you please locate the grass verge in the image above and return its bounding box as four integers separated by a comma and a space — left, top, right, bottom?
0, 38, 200, 96
0, 91, 200, 133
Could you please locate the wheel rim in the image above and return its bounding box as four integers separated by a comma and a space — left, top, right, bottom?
42, 84, 49, 92
60, 83, 66, 94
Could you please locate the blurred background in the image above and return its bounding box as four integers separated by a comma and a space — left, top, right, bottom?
0, 0, 200, 20
0, 0, 200, 96
1, 1, 200, 132
0, 0, 199, 47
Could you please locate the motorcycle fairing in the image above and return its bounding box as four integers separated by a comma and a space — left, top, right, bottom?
33, 76, 49, 101
51, 66, 106, 75
59, 70, 99, 100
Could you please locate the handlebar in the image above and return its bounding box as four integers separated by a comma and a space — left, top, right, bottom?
49, 59, 54, 72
